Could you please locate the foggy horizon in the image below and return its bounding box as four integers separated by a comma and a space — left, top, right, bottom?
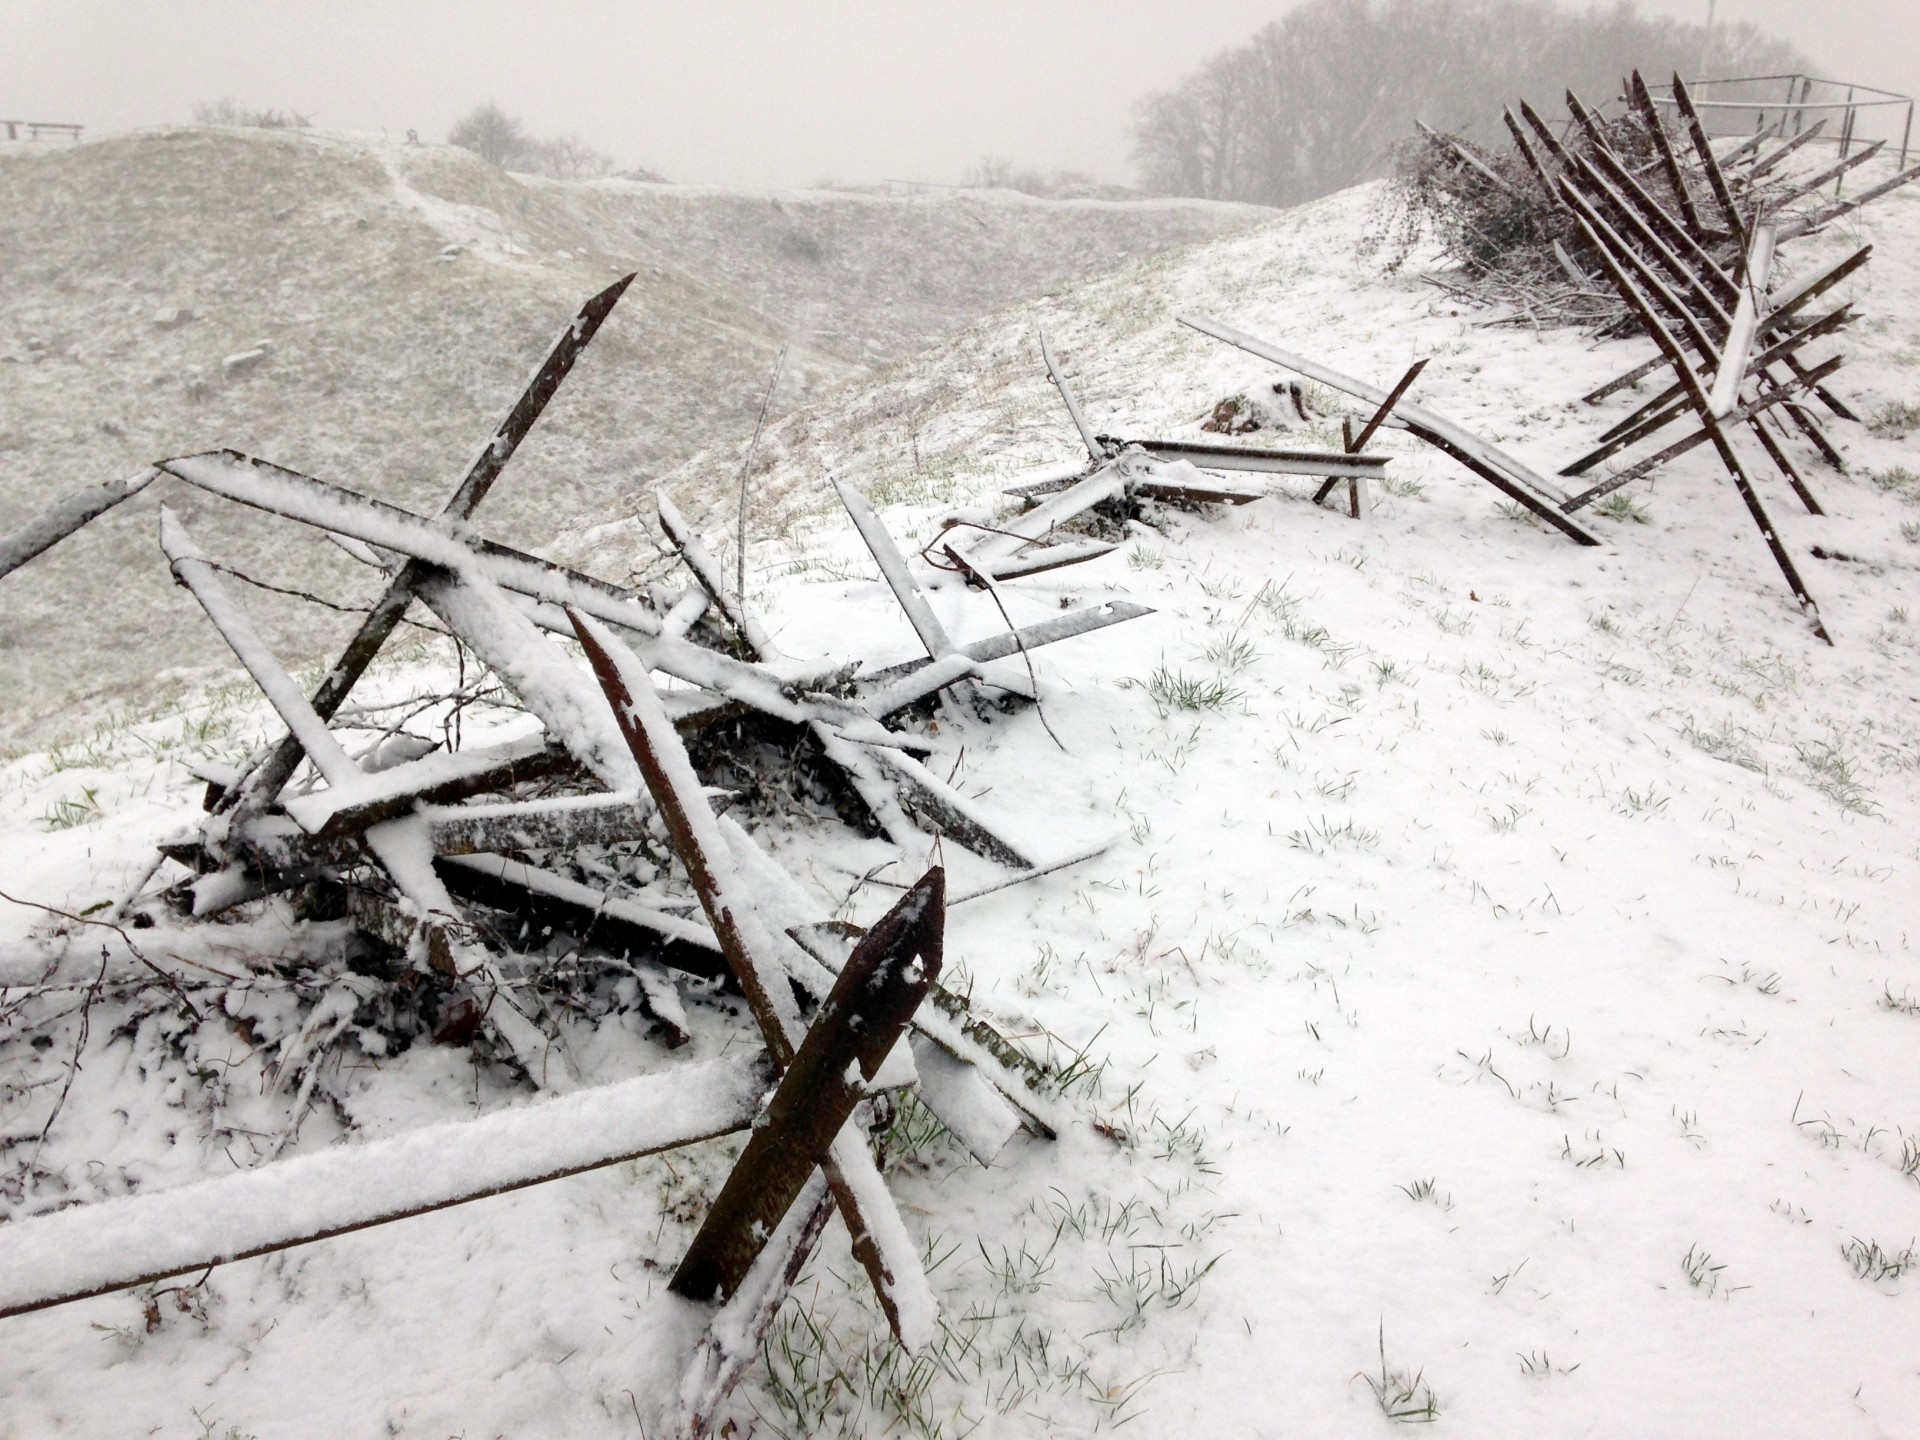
4, 0, 1916, 191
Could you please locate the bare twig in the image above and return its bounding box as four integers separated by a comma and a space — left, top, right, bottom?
736, 345, 788, 608
0, 888, 203, 1017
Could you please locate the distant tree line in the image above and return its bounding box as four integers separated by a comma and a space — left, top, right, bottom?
1130, 0, 1809, 207
963, 157, 1118, 199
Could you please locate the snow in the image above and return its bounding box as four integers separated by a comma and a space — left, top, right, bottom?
906, 1033, 1021, 1163
5, 149, 1920, 1436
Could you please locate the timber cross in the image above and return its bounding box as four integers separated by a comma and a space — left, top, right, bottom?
0, 278, 1163, 1432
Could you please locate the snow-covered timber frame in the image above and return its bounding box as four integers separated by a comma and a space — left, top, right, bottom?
0, 274, 1159, 1430
1518, 69, 1903, 640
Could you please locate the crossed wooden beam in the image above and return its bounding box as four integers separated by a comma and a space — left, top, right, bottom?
921, 330, 1421, 587
1506, 70, 1897, 639
80, 271, 1143, 1067
1176, 316, 1605, 546
5, 279, 1162, 1429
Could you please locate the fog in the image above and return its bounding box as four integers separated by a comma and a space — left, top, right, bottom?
2, 0, 1914, 189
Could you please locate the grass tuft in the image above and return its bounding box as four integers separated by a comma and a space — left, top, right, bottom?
1137, 664, 1242, 715
1794, 734, 1879, 815
1867, 401, 1920, 437
41, 786, 105, 830
1594, 491, 1652, 524
1362, 1324, 1439, 1424
1842, 1236, 1917, 1284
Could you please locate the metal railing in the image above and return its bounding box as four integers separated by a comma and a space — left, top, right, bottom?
1648, 74, 1911, 169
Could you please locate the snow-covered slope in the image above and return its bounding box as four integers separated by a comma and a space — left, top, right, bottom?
3, 152, 1920, 1438
0, 127, 1271, 750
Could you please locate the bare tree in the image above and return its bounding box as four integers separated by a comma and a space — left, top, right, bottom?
525, 134, 617, 179
1130, 0, 1808, 207
961, 157, 1101, 197
448, 102, 620, 179
448, 102, 530, 167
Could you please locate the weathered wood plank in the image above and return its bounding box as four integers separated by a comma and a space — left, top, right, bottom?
0, 1053, 770, 1321
0, 468, 157, 582
671, 870, 942, 1304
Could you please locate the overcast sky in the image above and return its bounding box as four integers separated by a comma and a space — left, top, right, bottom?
3, 1, 1913, 188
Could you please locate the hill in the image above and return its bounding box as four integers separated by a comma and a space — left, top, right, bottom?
0, 126, 1272, 749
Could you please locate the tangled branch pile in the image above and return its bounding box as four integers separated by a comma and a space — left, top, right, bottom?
1372, 78, 1905, 329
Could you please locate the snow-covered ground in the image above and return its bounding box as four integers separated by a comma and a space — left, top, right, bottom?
3, 153, 1920, 1437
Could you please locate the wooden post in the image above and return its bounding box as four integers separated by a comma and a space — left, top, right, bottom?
671, 869, 943, 1303
568, 607, 938, 1350
224, 275, 634, 816
0, 468, 158, 582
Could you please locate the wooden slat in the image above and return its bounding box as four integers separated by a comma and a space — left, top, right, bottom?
0, 1054, 770, 1321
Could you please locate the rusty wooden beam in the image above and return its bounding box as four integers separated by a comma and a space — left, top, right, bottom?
1628, 71, 1707, 240
671, 869, 942, 1304
224, 275, 634, 815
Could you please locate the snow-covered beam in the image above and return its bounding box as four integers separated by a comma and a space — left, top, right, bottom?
0, 1051, 770, 1321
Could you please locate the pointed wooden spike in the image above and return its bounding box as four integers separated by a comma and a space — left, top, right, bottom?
671, 868, 943, 1306
1348, 358, 1429, 454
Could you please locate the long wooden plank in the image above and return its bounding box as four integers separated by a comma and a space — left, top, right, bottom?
962, 463, 1130, 568
1745, 118, 1828, 181
834, 480, 955, 660
283, 740, 580, 839
1040, 330, 1107, 463
1772, 140, 1886, 210
1179, 315, 1601, 545
435, 853, 730, 982
156, 451, 853, 721
1101, 437, 1386, 478
0, 1053, 770, 1320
